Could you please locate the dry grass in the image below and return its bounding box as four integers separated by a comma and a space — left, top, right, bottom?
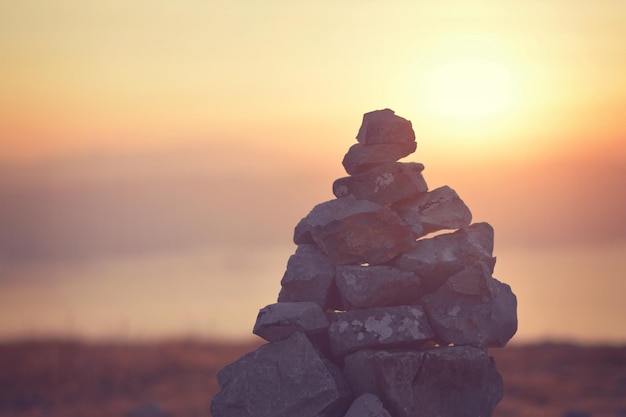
1, 339, 625, 417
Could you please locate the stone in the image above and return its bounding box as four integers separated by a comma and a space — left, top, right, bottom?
343, 393, 392, 417
333, 162, 428, 206
335, 265, 422, 309
393, 222, 497, 292
356, 109, 416, 145
391, 185, 472, 237
422, 262, 518, 347
278, 244, 337, 309
328, 306, 434, 356
342, 141, 417, 175
211, 332, 352, 417
293, 217, 315, 244
253, 302, 329, 343
343, 346, 503, 417
298, 197, 416, 265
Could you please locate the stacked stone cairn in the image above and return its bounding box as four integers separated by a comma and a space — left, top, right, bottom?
211, 109, 518, 417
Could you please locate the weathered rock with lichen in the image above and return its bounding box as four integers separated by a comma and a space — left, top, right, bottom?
211, 332, 351, 417
328, 306, 434, 357
343, 346, 503, 417
423, 262, 518, 347
342, 141, 417, 175
295, 197, 416, 265
356, 108, 416, 145
393, 222, 497, 292
391, 185, 472, 237
253, 302, 329, 343
278, 244, 338, 309
335, 265, 422, 309
333, 162, 428, 205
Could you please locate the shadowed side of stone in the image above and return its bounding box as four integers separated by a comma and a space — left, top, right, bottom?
423, 262, 518, 347
393, 222, 497, 292
342, 141, 417, 175
344, 393, 392, 417
333, 162, 428, 205
335, 265, 422, 309
294, 197, 416, 265
278, 244, 337, 309
343, 346, 503, 417
356, 108, 416, 145
253, 301, 329, 343
211, 332, 352, 417
391, 185, 472, 237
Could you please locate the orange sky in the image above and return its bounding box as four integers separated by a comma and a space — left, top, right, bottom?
2, 0, 625, 161
1, 1, 625, 343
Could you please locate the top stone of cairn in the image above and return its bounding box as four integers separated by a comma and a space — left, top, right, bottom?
356, 108, 416, 145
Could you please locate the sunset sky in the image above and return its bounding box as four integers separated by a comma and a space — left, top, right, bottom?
1, 1, 625, 343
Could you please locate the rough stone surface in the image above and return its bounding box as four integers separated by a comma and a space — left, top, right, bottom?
343, 393, 392, 417
278, 244, 337, 309
343, 346, 503, 417
328, 306, 434, 356
393, 222, 497, 292
356, 109, 416, 145
211, 332, 352, 417
298, 197, 416, 265
423, 262, 518, 347
342, 141, 417, 175
253, 302, 330, 343
333, 162, 428, 206
392, 185, 472, 236
335, 265, 422, 309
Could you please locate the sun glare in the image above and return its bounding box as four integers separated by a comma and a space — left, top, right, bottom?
425, 57, 517, 124
402, 33, 531, 155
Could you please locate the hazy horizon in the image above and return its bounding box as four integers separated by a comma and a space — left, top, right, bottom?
1, 1, 625, 344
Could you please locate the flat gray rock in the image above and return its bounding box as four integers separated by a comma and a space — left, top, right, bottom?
278, 244, 338, 309
393, 222, 496, 292
333, 162, 428, 206
343, 393, 391, 417
211, 332, 352, 417
356, 109, 416, 145
328, 306, 434, 356
253, 302, 330, 343
342, 141, 417, 175
423, 262, 518, 347
343, 346, 503, 417
335, 265, 422, 309
392, 185, 472, 236
298, 197, 416, 265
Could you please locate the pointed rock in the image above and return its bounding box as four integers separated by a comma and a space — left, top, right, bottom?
278, 244, 337, 309
328, 306, 433, 356
343, 346, 503, 417
393, 222, 496, 292
342, 141, 417, 175
253, 302, 329, 343
211, 332, 352, 417
335, 265, 422, 309
423, 262, 518, 347
356, 109, 416, 145
391, 185, 472, 236
343, 393, 392, 417
333, 162, 428, 205
298, 197, 416, 265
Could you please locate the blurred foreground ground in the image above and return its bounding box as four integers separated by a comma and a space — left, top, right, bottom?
1, 339, 625, 417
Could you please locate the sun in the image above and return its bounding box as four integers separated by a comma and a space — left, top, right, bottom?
423, 57, 517, 125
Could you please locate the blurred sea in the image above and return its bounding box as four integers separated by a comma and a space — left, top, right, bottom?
1, 241, 625, 344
